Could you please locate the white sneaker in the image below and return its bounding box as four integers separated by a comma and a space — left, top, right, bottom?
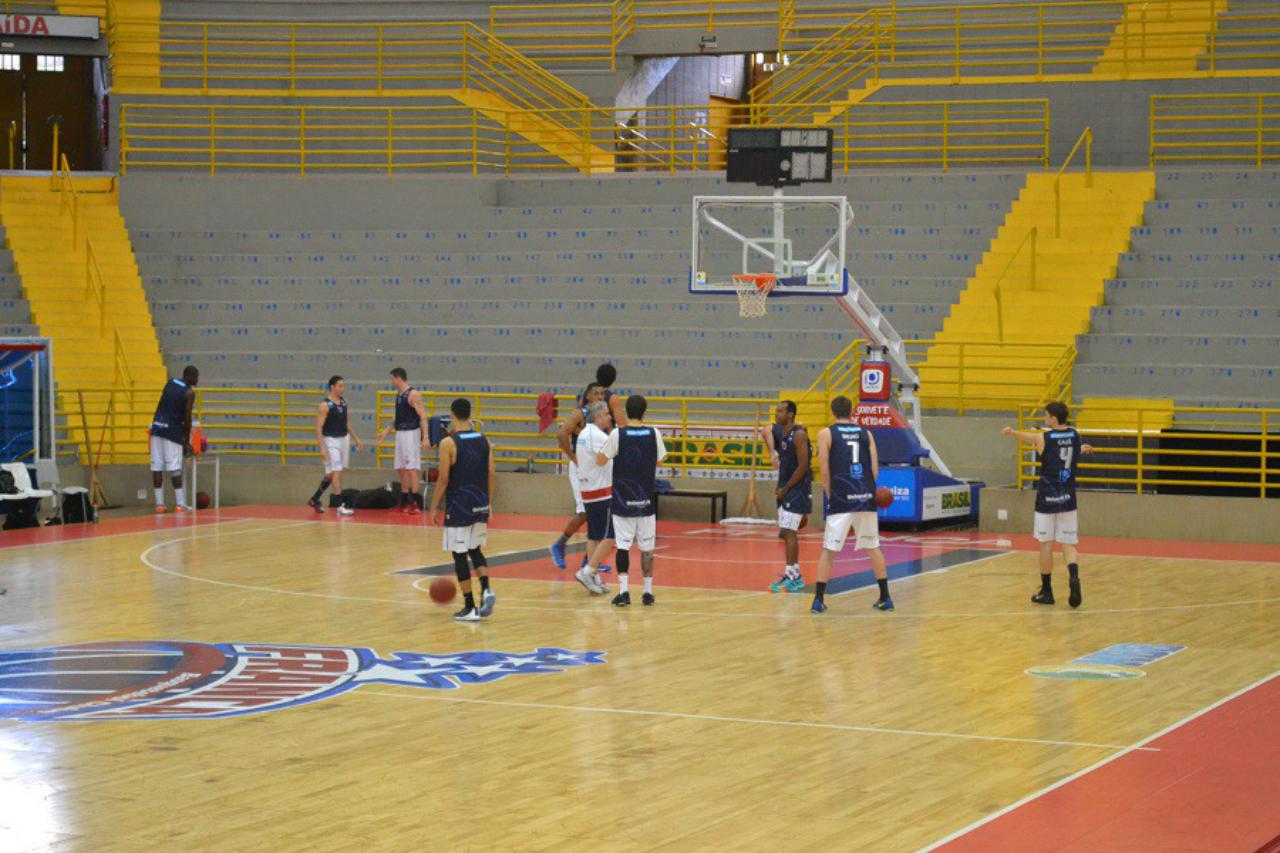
575, 566, 606, 595
336, 505, 355, 517
479, 589, 496, 617
453, 606, 481, 622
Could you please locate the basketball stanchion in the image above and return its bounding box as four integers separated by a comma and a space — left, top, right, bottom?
732, 273, 776, 318
738, 415, 764, 519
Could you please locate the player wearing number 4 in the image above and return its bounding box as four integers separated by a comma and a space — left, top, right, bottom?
1002, 401, 1094, 608
811, 396, 892, 614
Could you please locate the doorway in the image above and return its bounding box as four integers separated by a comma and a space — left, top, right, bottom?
0, 52, 99, 171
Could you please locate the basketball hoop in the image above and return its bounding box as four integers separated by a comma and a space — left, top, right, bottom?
732, 273, 776, 318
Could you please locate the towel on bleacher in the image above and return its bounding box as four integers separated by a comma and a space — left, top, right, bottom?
536, 391, 559, 433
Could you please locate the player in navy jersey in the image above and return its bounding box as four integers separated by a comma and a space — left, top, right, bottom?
597, 395, 667, 607
148, 365, 199, 514
428, 398, 497, 622
309, 376, 365, 516
378, 367, 429, 514
1002, 401, 1094, 607
812, 396, 892, 614
762, 400, 811, 592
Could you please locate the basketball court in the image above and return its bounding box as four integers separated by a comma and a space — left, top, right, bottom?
2, 508, 1277, 851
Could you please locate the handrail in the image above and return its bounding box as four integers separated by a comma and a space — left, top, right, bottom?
990, 226, 1038, 342
1150, 92, 1280, 167
113, 329, 134, 389
56, 153, 80, 246
85, 240, 108, 336
1052, 126, 1093, 237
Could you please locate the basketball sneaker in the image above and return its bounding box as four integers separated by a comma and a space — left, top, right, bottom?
479, 589, 497, 617
549, 541, 567, 570
307, 497, 324, 514
1031, 589, 1055, 605
337, 505, 355, 517
406, 504, 420, 516
810, 599, 828, 614
453, 606, 482, 622
611, 591, 631, 607
872, 597, 895, 612
155, 506, 167, 515
574, 566, 607, 595
1068, 577, 1082, 608
642, 592, 655, 606
174, 506, 187, 514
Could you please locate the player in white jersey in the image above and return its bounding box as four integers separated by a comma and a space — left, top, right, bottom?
573, 401, 615, 595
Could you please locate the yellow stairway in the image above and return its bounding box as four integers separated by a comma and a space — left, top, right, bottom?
452, 90, 614, 174
919, 171, 1155, 408
0, 176, 167, 463
1094, 0, 1226, 74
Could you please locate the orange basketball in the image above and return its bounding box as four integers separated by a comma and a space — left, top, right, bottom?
428, 577, 456, 605
195, 491, 211, 509
875, 487, 894, 509
427, 467, 439, 484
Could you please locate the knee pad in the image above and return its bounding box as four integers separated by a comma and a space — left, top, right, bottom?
467, 547, 487, 569
616, 550, 630, 574
452, 553, 471, 582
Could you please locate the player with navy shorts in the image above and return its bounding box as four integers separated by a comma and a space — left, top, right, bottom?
309, 375, 365, 516
378, 367, 429, 514
763, 400, 811, 592
428, 397, 497, 622
148, 365, 199, 514
811, 396, 893, 614
1002, 401, 1094, 607
574, 400, 615, 596
599, 395, 667, 607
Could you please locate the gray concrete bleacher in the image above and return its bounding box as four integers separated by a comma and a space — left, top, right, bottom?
0, 231, 34, 338
1075, 167, 1280, 408
124, 171, 1019, 441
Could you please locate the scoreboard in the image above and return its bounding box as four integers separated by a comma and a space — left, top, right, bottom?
726, 127, 833, 187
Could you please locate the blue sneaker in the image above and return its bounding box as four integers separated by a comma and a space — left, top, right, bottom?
810, 599, 828, 614
769, 576, 788, 593
549, 541, 567, 570
872, 597, 895, 612
785, 576, 806, 593
598, 563, 612, 574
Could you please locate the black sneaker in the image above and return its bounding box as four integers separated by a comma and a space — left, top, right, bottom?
641, 592, 654, 606
307, 496, 324, 514
453, 606, 482, 622
1031, 589, 1055, 605
1068, 577, 1082, 608
611, 591, 631, 607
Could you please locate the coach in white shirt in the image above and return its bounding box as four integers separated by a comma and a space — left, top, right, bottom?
574, 401, 613, 595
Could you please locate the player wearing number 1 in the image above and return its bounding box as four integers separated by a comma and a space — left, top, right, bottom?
1002, 401, 1094, 608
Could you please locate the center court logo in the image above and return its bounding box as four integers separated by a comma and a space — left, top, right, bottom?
0, 641, 606, 721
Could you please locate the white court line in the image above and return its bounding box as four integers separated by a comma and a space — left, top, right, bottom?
0, 516, 258, 553
408, 575, 764, 604
358, 689, 1155, 752
138, 532, 1280, 621
918, 669, 1280, 852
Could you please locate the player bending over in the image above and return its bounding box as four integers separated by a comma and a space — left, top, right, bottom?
1002, 401, 1093, 608
429, 398, 497, 622
812, 396, 893, 614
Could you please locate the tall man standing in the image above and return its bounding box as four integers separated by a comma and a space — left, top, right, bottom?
380, 367, 429, 514
149, 365, 199, 514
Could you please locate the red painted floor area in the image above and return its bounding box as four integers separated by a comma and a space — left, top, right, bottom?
935, 673, 1280, 853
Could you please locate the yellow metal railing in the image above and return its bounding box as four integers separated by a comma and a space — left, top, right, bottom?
754, 0, 1277, 111
990, 226, 1038, 343
799, 337, 1074, 416
1015, 401, 1279, 498
55, 153, 81, 246
1052, 125, 1092, 236
120, 97, 1048, 175
489, 0, 781, 68
1150, 92, 1280, 167
85, 239, 108, 336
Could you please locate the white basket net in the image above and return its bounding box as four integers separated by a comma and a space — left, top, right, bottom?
732, 274, 776, 318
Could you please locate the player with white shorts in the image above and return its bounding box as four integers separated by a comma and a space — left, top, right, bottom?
763, 400, 812, 593
308, 376, 365, 516
148, 365, 199, 514
1003, 401, 1094, 608
811, 396, 894, 614
549, 382, 606, 570
599, 395, 666, 607
380, 368, 429, 514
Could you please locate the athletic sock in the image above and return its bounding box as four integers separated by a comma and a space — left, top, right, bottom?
618, 575, 629, 594
554, 534, 569, 547
479, 576, 491, 594
642, 576, 653, 594
786, 564, 800, 579
1040, 573, 1053, 591
174, 488, 186, 508
463, 592, 475, 609
311, 477, 331, 502
876, 578, 889, 599
815, 581, 827, 603
153, 486, 164, 507
1067, 563, 1079, 580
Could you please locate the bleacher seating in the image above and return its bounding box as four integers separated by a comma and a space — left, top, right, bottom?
1075, 168, 1280, 408
129, 171, 1021, 411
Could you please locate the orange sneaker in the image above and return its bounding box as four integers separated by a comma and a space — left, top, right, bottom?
155, 506, 167, 514
174, 506, 187, 513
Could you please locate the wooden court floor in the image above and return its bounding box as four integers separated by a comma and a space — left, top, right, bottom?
1, 507, 1278, 852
